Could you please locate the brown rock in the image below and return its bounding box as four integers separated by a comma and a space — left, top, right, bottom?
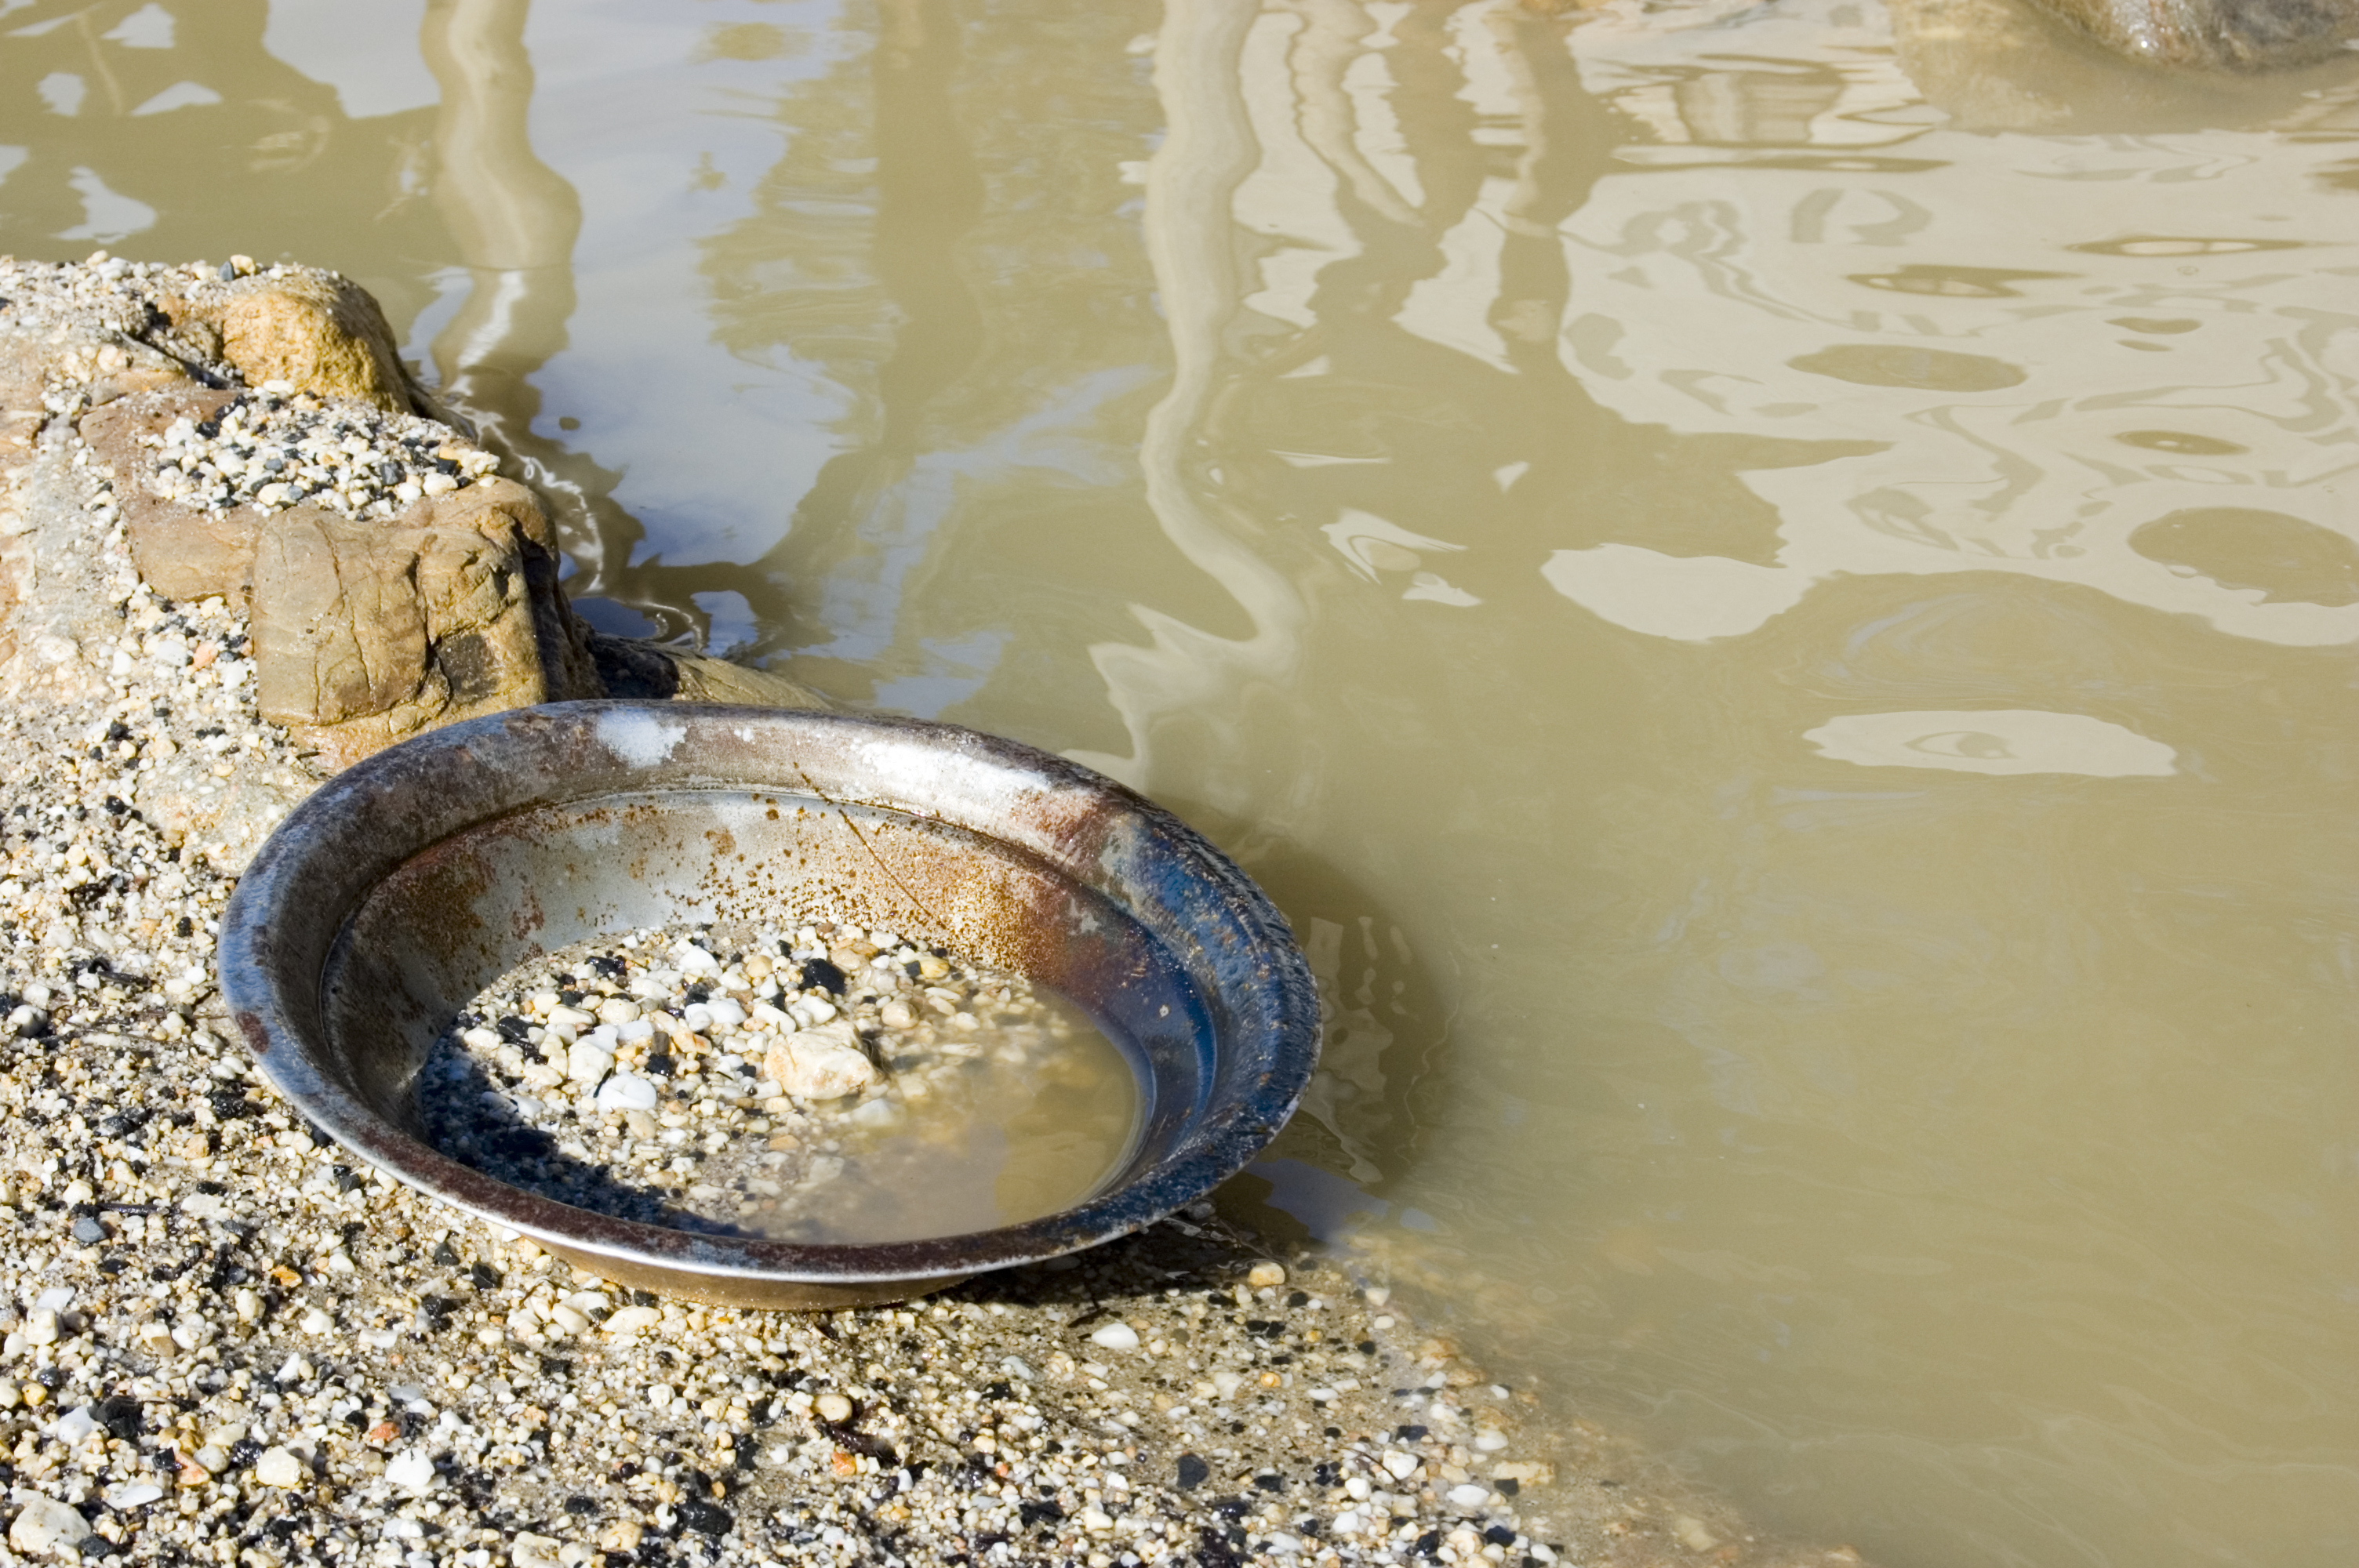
391, 477, 604, 703
2022, 0, 2359, 70
251, 510, 432, 729
79, 387, 260, 606
249, 488, 598, 771
587, 632, 830, 710
158, 269, 427, 417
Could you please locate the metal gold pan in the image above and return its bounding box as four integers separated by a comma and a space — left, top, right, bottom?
217, 701, 1319, 1308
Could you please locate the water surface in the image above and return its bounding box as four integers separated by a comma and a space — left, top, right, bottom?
8, 0, 2359, 1563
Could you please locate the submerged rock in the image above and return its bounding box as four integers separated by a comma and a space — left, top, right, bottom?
2023, 0, 2359, 70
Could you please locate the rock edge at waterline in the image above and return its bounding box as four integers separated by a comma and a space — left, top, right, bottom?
0, 253, 1861, 1567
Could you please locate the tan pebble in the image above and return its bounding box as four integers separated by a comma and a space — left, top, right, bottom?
1247, 1261, 1286, 1289
829, 1450, 860, 1477
815, 1392, 853, 1424
19, 1382, 45, 1407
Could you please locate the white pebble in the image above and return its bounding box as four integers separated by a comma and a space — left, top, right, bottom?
1089, 1321, 1142, 1353
814, 1392, 853, 1424
704, 997, 747, 1029
765, 1023, 877, 1102
566, 1042, 614, 1087
603, 1305, 661, 1337
385, 1451, 436, 1490
8, 1496, 89, 1557
594, 1074, 657, 1112
1381, 1450, 1419, 1481
50, 1406, 96, 1444
253, 1446, 307, 1489
300, 1308, 333, 1335
1445, 1483, 1492, 1508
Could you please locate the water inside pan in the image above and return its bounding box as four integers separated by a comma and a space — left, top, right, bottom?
416, 918, 1142, 1244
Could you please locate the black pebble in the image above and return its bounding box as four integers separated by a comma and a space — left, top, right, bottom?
1485, 1524, 1518, 1546
642, 1052, 674, 1078
1176, 1453, 1209, 1490
675, 1497, 732, 1537
431, 1240, 460, 1266
93, 1395, 142, 1442
1252, 1473, 1284, 1492
797, 958, 846, 996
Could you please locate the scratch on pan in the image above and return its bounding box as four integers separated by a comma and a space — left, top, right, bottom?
793, 761, 948, 932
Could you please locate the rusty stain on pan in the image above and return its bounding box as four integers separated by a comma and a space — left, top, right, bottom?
217, 702, 1320, 1308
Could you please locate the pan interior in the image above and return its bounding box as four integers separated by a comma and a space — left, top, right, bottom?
312, 788, 1213, 1245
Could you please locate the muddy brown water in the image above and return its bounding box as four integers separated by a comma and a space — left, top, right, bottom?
8, 0, 2359, 1562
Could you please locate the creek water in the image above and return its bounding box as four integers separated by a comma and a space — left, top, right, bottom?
7, 0, 2359, 1562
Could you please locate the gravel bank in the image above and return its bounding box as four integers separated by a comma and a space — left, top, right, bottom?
0, 254, 1864, 1568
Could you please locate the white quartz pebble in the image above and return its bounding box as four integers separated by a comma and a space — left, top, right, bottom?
764, 1022, 877, 1102
603, 1305, 661, 1336
254, 1446, 307, 1489
385, 1451, 436, 1490
8, 1496, 88, 1557
594, 1073, 656, 1112
1089, 1321, 1142, 1352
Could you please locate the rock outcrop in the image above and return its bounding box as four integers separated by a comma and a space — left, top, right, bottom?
5, 254, 824, 784
152, 261, 454, 423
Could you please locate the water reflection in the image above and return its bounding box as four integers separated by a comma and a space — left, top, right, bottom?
0, 0, 445, 302
13, 2, 2359, 1564
1109, 2, 2359, 1565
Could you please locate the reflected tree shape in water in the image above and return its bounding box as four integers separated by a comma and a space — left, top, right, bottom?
652, 0, 1169, 691
0, 0, 449, 313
